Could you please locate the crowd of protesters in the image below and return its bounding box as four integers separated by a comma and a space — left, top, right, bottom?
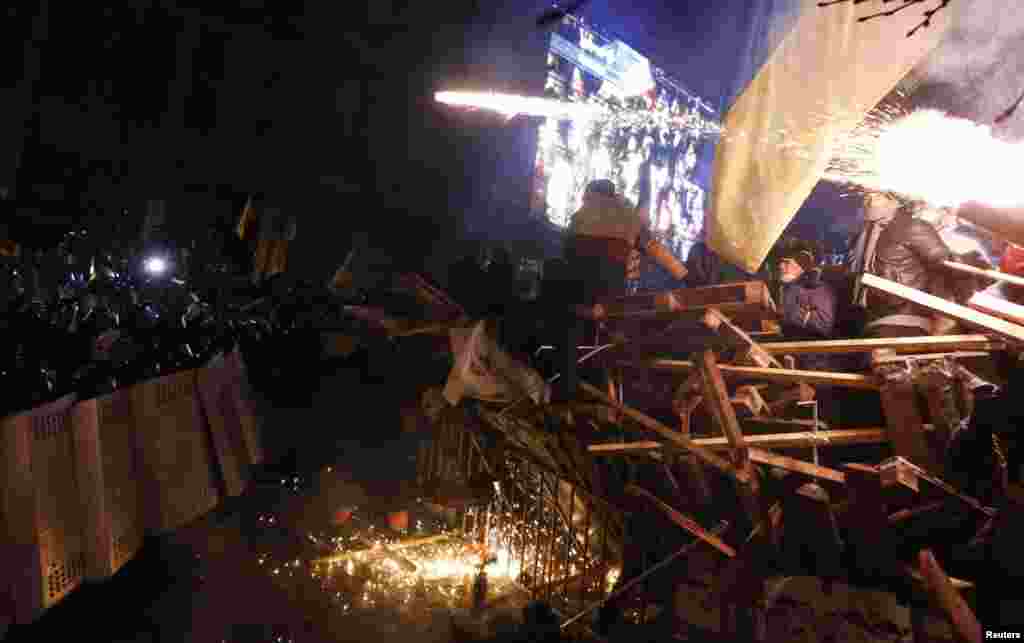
442, 181, 1021, 506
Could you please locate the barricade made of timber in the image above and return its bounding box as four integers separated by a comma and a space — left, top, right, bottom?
0, 349, 261, 629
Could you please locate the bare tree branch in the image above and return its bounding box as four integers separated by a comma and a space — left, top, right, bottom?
818, 0, 953, 38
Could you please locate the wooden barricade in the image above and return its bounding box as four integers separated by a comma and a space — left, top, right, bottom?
196, 358, 249, 497
225, 350, 263, 465
133, 370, 220, 534
0, 395, 88, 624
72, 390, 146, 583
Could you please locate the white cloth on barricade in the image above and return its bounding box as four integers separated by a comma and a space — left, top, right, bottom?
443, 321, 550, 407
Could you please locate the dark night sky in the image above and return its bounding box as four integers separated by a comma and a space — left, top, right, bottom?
2, 1, 856, 280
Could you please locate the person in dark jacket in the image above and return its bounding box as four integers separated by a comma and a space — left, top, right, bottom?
865, 201, 979, 337
776, 242, 836, 371
775, 241, 839, 425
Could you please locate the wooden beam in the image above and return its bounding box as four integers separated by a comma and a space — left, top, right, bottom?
943, 259, 1024, 288
675, 384, 713, 506
969, 290, 1024, 326
903, 563, 975, 592
621, 359, 880, 390
916, 550, 983, 643
860, 273, 1024, 344
759, 334, 1002, 355
871, 351, 990, 365
578, 381, 747, 483
699, 350, 771, 544
748, 448, 846, 484
588, 428, 889, 455
889, 501, 945, 524
704, 307, 783, 369
699, 351, 751, 470
873, 351, 944, 475
625, 484, 736, 558
581, 281, 776, 321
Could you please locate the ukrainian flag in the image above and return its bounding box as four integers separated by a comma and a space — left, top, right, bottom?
707, 0, 951, 273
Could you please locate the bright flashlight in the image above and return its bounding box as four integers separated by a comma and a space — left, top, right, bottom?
144, 257, 168, 275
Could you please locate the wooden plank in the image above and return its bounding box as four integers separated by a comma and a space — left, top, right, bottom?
759, 334, 1002, 355
704, 307, 783, 369
943, 259, 1024, 288
748, 448, 846, 484
391, 273, 466, 318
580, 281, 777, 322
578, 381, 747, 483
589, 429, 888, 454
916, 550, 983, 643
871, 351, 990, 365
861, 273, 1024, 344
699, 351, 750, 468
621, 360, 879, 390
625, 484, 736, 558
968, 290, 1024, 326
699, 351, 770, 543
873, 351, 943, 474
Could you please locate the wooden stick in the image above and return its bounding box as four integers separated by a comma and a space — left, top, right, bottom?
916, 550, 983, 643
861, 273, 1024, 344
904, 564, 974, 591
889, 501, 945, 524
758, 334, 1002, 355
578, 381, 747, 483
625, 485, 736, 557
969, 290, 1024, 326
747, 448, 846, 484
704, 307, 783, 369
588, 428, 889, 455
620, 359, 880, 390
943, 259, 1024, 288
871, 350, 991, 365
700, 350, 751, 469
699, 350, 771, 543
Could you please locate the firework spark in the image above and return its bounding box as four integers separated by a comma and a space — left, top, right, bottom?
434, 90, 721, 134
435, 91, 604, 122
826, 108, 1024, 208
